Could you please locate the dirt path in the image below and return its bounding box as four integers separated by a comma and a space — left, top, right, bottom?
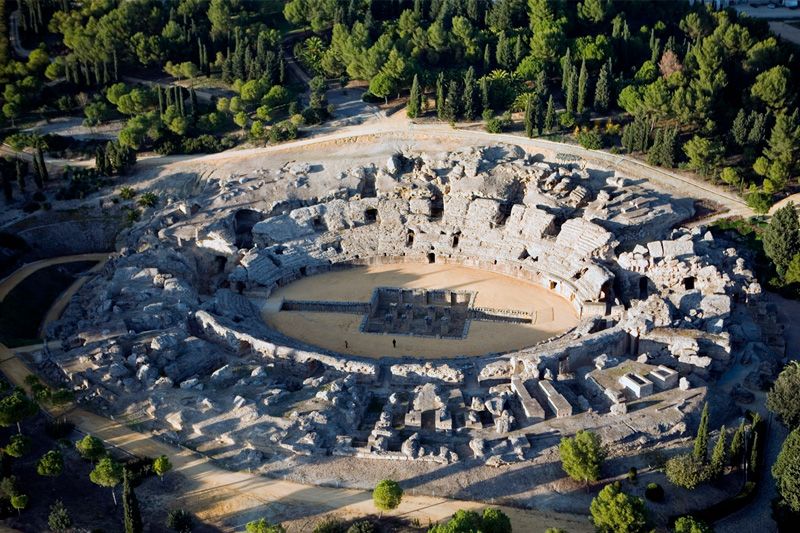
0, 256, 590, 532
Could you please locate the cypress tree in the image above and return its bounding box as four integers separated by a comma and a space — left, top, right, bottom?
480, 77, 490, 113
514, 35, 524, 66
594, 63, 610, 113
157, 86, 164, 117
483, 43, 491, 71
565, 65, 577, 114
122, 470, 142, 533
748, 111, 767, 145
576, 59, 588, 114
462, 67, 476, 120
694, 402, 710, 462
31, 156, 43, 190
407, 74, 421, 118
749, 431, 759, 474
731, 109, 750, 147
444, 80, 459, 122
190, 88, 198, 116
646, 129, 664, 166
535, 91, 545, 135
710, 425, 727, 478
661, 127, 677, 167
35, 148, 48, 182
561, 47, 572, 91
729, 420, 745, 466
436, 73, 446, 120
544, 95, 556, 132
524, 95, 534, 138
15, 159, 26, 192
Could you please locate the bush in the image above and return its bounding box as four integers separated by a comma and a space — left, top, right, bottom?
345, 520, 374, 533
645, 482, 664, 502
665, 453, 710, 490
312, 517, 346, 533
167, 509, 193, 533
124, 456, 154, 487
576, 127, 604, 149
746, 191, 773, 214
627, 467, 638, 483
48, 500, 71, 531
269, 121, 299, 143
486, 113, 512, 134
559, 112, 576, 129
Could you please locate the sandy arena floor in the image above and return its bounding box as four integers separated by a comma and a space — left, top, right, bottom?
260, 263, 579, 358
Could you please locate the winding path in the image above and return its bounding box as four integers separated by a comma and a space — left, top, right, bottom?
0, 255, 591, 532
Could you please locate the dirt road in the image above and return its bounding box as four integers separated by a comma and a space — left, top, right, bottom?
0, 256, 591, 532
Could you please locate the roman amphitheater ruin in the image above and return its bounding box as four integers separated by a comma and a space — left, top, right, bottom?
33, 135, 784, 503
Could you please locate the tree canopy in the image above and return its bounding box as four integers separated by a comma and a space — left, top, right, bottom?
559, 430, 606, 484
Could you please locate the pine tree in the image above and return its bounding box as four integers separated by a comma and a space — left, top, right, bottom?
524, 95, 534, 138
565, 65, 578, 114
731, 109, 750, 147
544, 95, 556, 132
407, 74, 421, 118
694, 402, 710, 462
122, 470, 142, 533
436, 73, 446, 120
710, 425, 727, 478
577, 59, 588, 114
594, 63, 610, 112
463, 67, 477, 120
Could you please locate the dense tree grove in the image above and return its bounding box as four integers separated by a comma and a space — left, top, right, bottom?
283, 0, 799, 207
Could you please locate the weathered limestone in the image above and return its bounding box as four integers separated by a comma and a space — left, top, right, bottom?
510, 377, 545, 422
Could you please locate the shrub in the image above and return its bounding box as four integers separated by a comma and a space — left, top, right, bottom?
312, 517, 346, 533
345, 520, 374, 533
746, 190, 773, 214
167, 509, 193, 532
119, 187, 136, 200
665, 453, 710, 490
48, 500, 71, 531
645, 482, 664, 502
628, 467, 638, 483
576, 127, 604, 149
269, 121, 299, 143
